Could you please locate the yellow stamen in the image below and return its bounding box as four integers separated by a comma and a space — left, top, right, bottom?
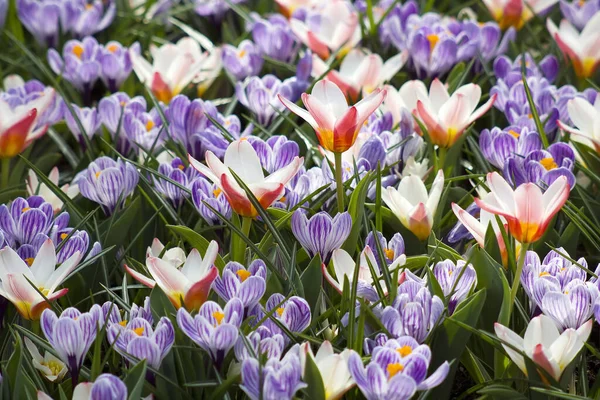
106, 44, 119, 53
236, 270, 251, 282
384, 248, 395, 260
60, 233, 68, 240
133, 327, 145, 336
145, 120, 155, 132
276, 307, 285, 316
540, 157, 558, 171
279, 196, 286, 203
213, 311, 225, 326
518, 222, 540, 243
539, 271, 550, 277
72, 44, 84, 59
527, 113, 533, 119
22, 207, 31, 213
177, 164, 185, 170
38, 287, 50, 296
387, 363, 404, 378
508, 129, 520, 139
238, 50, 247, 58
213, 188, 222, 197
25, 258, 35, 266
119, 320, 128, 327
120, 101, 127, 107
397, 345, 412, 357
45, 360, 63, 376
85, 3, 93, 9
579, 0, 586, 7
426, 34, 440, 50
95, 171, 102, 179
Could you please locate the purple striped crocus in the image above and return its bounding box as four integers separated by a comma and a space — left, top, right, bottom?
72, 373, 127, 400
212, 260, 267, 310
102, 296, 153, 326
348, 337, 450, 400
64, 104, 101, 147
152, 157, 200, 207
194, 0, 245, 21
236, 75, 294, 125
240, 347, 306, 400
251, 14, 298, 62
40, 305, 103, 384
177, 297, 244, 367
365, 231, 406, 267
0, 196, 55, 247
222, 40, 264, 81
234, 326, 286, 361
432, 259, 477, 315
191, 177, 232, 225
106, 316, 175, 369
122, 104, 167, 153
98, 41, 137, 92
247, 136, 300, 174
75, 157, 139, 215
291, 210, 352, 263
16, 0, 62, 47
560, 0, 600, 30
250, 294, 311, 340
98, 92, 147, 155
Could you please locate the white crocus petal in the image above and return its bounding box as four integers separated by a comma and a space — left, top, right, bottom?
494, 322, 527, 374
428, 78, 451, 113
330, 249, 355, 287
523, 314, 560, 353
549, 329, 583, 376
30, 239, 57, 284
45, 251, 82, 294
72, 382, 93, 400
425, 170, 444, 214
311, 80, 349, 118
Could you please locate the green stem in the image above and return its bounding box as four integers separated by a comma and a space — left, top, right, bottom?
437, 147, 447, 174
1, 158, 10, 189
334, 152, 345, 212
231, 216, 252, 263
508, 243, 530, 318
241, 216, 252, 238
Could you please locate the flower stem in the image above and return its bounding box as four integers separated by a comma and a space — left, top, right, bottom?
509, 243, 529, 317
0, 158, 9, 189
241, 216, 252, 238
437, 147, 447, 174
334, 152, 345, 212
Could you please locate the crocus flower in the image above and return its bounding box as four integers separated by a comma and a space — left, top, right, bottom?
177, 297, 244, 366
16, 0, 61, 47
75, 157, 139, 215
558, 97, 600, 153
275, 0, 318, 17
235, 75, 294, 125
62, 0, 116, 38
291, 210, 351, 262
212, 259, 266, 310
152, 157, 200, 207
40, 305, 103, 383
0, 239, 82, 319
0, 87, 55, 158
98, 92, 147, 154
0, 196, 55, 247
365, 231, 406, 267
188, 139, 303, 218
191, 177, 232, 225
222, 40, 264, 81
72, 374, 127, 400
102, 296, 153, 327
64, 104, 102, 146
126, 241, 218, 311
495, 314, 592, 381
194, 0, 245, 20
290, 0, 361, 59
415, 79, 496, 148
299, 341, 354, 400
380, 281, 444, 343
311, 49, 408, 100
251, 14, 298, 62
1, 76, 63, 126
235, 328, 286, 361
24, 337, 68, 382
560, 0, 600, 30
479, 126, 543, 170
251, 293, 311, 339
474, 172, 569, 243
107, 316, 175, 369
26, 167, 79, 214
347, 340, 450, 400
432, 259, 477, 315
98, 41, 136, 92
278, 79, 386, 153
547, 11, 600, 78
382, 170, 444, 241
130, 37, 217, 103
121, 103, 167, 152
483, 0, 559, 30
240, 348, 307, 400
247, 135, 300, 174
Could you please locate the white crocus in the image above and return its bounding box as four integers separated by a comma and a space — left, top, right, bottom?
380, 80, 428, 127
558, 97, 600, 154
494, 315, 592, 381
382, 169, 444, 241
145, 238, 187, 268
300, 341, 354, 400
26, 168, 79, 214
25, 337, 67, 382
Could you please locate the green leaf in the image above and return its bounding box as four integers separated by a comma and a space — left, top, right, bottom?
342, 171, 373, 256
301, 254, 323, 314
167, 225, 226, 270
6, 331, 24, 399
124, 360, 148, 400
478, 384, 528, 399
302, 352, 326, 400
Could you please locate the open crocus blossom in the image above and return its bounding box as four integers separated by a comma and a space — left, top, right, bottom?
125, 241, 219, 311
382, 170, 444, 241
311, 49, 408, 101
483, 0, 559, 30
299, 341, 354, 400
188, 139, 303, 218
24, 337, 67, 382
130, 37, 217, 104
415, 79, 496, 148
474, 172, 570, 244
0, 87, 54, 159
494, 315, 592, 381
0, 239, 81, 320
558, 96, 600, 153
278, 80, 386, 153
547, 12, 600, 79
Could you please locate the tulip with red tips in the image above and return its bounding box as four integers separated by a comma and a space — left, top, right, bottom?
558, 96, 600, 153
188, 139, 303, 218
125, 240, 219, 311
547, 11, 600, 79
279, 80, 386, 153
415, 79, 496, 148
474, 172, 570, 244
482, 0, 559, 30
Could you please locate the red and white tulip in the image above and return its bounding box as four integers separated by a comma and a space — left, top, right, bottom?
482, 0, 559, 30
189, 139, 303, 218
299, 341, 355, 400
380, 80, 428, 128
474, 172, 570, 244
278, 80, 386, 153
558, 95, 600, 154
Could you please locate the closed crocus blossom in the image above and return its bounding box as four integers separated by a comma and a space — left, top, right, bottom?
495, 315, 592, 381
278, 80, 386, 153
415, 79, 496, 148
547, 12, 600, 79
291, 211, 352, 263
125, 241, 219, 311
299, 341, 354, 400
130, 37, 216, 103
71, 374, 128, 400
474, 172, 570, 244
0, 87, 54, 158
382, 170, 444, 241
26, 167, 79, 214
0, 239, 82, 320
311, 49, 408, 101
188, 139, 303, 218
558, 97, 600, 153
24, 337, 67, 382
483, 0, 559, 30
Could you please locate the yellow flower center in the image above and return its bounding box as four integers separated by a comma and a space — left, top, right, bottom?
106, 44, 119, 53
579, 0, 586, 6
539, 271, 550, 277
213, 311, 225, 326
85, 3, 93, 9
22, 207, 31, 213
60, 233, 68, 240
120, 101, 127, 107
384, 248, 395, 260
397, 345, 412, 357
387, 363, 404, 378
518, 221, 540, 243
540, 157, 557, 171
133, 327, 145, 336
213, 188, 222, 197
177, 164, 185, 170
38, 287, 50, 296
276, 307, 285, 316
426, 34, 440, 50
44, 360, 64, 376
527, 113, 533, 119
279, 196, 286, 203
238, 50, 247, 58
236, 270, 251, 282
25, 258, 35, 266
508, 129, 520, 138
145, 120, 155, 132
95, 171, 102, 179
72, 44, 84, 59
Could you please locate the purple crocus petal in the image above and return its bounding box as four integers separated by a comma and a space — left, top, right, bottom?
90, 374, 127, 400
365, 362, 387, 398
569, 284, 593, 328
211, 324, 239, 353
381, 306, 403, 337
388, 374, 418, 400
176, 308, 203, 344
541, 291, 574, 330
417, 361, 450, 390
240, 358, 261, 400
127, 336, 161, 368
237, 276, 266, 309
402, 354, 428, 383
281, 296, 311, 332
